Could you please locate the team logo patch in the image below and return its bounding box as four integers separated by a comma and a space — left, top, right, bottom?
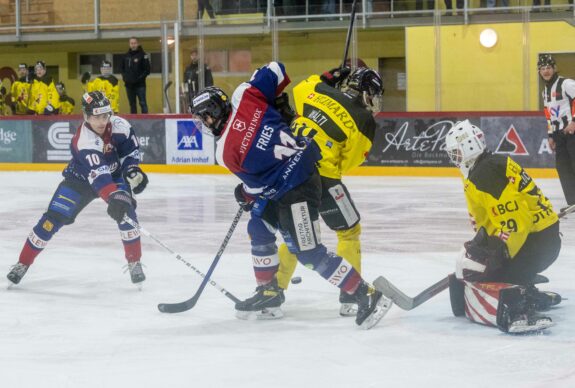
233, 119, 246, 132
494, 125, 529, 156
42, 220, 54, 232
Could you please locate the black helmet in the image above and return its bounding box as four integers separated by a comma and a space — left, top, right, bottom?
191, 86, 231, 137
81, 91, 112, 117
343, 67, 384, 112
537, 54, 556, 69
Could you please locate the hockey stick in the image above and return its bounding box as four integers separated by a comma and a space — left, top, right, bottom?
341, 0, 358, 68
163, 81, 173, 113
157, 207, 244, 313
374, 203, 575, 311
123, 216, 241, 304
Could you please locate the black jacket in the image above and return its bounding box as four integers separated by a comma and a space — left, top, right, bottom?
183, 62, 213, 96
121, 46, 151, 87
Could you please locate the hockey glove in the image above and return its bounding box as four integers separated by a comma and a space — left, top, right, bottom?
124, 166, 149, 195
234, 184, 256, 212
320, 67, 351, 89
457, 227, 509, 281
274, 93, 296, 125
291, 122, 318, 148
107, 190, 133, 223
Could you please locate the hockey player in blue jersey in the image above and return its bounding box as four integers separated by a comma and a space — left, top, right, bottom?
7, 91, 149, 287
191, 62, 391, 329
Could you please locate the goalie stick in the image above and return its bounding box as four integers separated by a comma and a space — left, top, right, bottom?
374, 203, 575, 311
157, 207, 244, 314
123, 216, 240, 304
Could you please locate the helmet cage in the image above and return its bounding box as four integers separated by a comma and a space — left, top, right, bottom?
191, 87, 231, 137
343, 67, 384, 112
445, 120, 486, 170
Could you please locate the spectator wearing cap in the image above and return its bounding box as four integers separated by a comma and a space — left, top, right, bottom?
86, 60, 120, 113
120, 37, 150, 114
55, 82, 75, 115
10, 63, 32, 115
28, 61, 60, 115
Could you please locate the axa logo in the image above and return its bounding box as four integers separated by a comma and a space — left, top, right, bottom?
494, 125, 529, 156
177, 120, 202, 150
233, 119, 246, 132
47, 122, 73, 161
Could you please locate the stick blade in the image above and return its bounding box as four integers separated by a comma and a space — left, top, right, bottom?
373, 276, 415, 311
157, 297, 198, 314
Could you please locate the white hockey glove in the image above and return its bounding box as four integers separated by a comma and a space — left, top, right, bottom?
124, 166, 149, 195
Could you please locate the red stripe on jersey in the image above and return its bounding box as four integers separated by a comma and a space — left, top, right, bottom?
276, 73, 291, 96
99, 183, 117, 201
221, 87, 268, 173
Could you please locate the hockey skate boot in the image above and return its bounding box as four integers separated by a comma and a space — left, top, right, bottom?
353, 281, 393, 329
235, 279, 285, 320
127, 261, 146, 284
497, 287, 554, 334
7, 263, 29, 285
339, 289, 358, 317
526, 286, 561, 312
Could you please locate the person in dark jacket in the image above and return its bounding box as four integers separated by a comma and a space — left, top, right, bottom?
120, 37, 151, 114
183, 49, 214, 111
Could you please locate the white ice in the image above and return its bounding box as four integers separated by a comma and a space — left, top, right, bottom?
1, 172, 574, 388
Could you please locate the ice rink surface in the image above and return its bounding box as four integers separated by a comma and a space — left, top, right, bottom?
1, 172, 574, 388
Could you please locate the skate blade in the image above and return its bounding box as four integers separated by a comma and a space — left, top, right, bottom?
508, 319, 554, 334
235, 307, 284, 321
339, 303, 358, 317
359, 297, 393, 330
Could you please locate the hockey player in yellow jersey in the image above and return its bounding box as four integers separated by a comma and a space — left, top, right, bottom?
445, 120, 562, 334
28, 61, 60, 115
10, 63, 31, 115
275, 66, 383, 316
86, 60, 120, 113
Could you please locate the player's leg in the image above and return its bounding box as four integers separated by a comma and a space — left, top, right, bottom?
235, 204, 284, 320
277, 173, 391, 328
8, 180, 95, 285
319, 177, 362, 316
276, 243, 298, 290
114, 180, 145, 284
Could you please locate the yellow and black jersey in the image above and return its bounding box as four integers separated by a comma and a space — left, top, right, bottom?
87, 75, 120, 113
10, 77, 31, 115
464, 153, 558, 258
28, 76, 60, 115
292, 74, 376, 179
58, 95, 75, 115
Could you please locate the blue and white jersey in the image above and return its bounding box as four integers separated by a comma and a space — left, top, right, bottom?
216, 62, 321, 200
63, 115, 141, 201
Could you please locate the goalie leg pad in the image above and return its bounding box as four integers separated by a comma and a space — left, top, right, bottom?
449, 274, 466, 317
463, 281, 514, 327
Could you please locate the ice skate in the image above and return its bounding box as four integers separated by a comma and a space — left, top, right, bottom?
339, 289, 358, 317
526, 286, 561, 312
353, 281, 393, 329
235, 279, 285, 320
7, 263, 29, 286
498, 296, 554, 334
126, 261, 146, 288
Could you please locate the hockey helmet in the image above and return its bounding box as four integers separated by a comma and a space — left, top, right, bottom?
343, 67, 384, 112
445, 120, 486, 177
537, 54, 556, 69
81, 91, 112, 118
191, 86, 231, 137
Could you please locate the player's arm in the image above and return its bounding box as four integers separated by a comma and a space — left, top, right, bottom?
248, 62, 291, 105
114, 119, 148, 194
339, 117, 376, 174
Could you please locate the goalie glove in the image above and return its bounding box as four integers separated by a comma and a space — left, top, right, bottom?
124, 166, 149, 195
456, 227, 509, 281
107, 190, 133, 223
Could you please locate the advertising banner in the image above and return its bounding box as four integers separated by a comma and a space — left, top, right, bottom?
31, 117, 165, 164
165, 119, 215, 165
0, 120, 33, 162
368, 115, 553, 168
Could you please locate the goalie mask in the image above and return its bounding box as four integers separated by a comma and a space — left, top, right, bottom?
445, 120, 486, 177
191, 86, 231, 137
342, 67, 384, 113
